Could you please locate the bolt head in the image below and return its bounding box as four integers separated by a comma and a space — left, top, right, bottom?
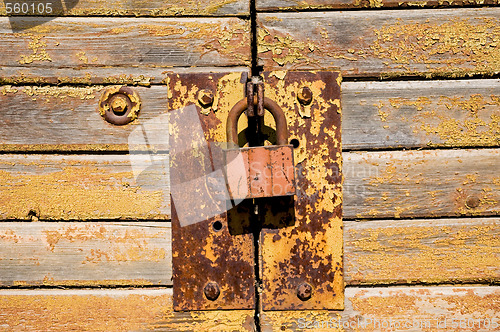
465, 195, 480, 208
198, 89, 214, 108
297, 282, 312, 301
297, 87, 313, 105
204, 281, 220, 301
110, 94, 129, 114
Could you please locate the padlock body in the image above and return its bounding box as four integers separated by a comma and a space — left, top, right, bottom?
224, 145, 295, 200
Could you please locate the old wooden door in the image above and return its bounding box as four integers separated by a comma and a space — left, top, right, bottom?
0, 0, 499, 331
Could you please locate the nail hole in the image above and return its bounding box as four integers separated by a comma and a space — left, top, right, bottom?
290, 139, 300, 149
212, 221, 223, 231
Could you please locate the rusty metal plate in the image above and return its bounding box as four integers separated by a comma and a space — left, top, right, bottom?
260, 70, 344, 310
168, 71, 256, 311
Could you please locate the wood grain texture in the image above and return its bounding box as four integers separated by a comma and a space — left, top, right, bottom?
1, 78, 497, 151
342, 79, 500, 150
0, 287, 497, 331
0, 288, 256, 332
1, 218, 497, 287
0, 222, 171, 287
344, 217, 500, 285
344, 148, 500, 219
0, 66, 249, 85
258, 8, 500, 78
0, 85, 169, 148
1, 149, 499, 220
257, 0, 500, 10
0, 155, 171, 220
261, 286, 500, 331
0, 17, 250, 69
0, 0, 249, 16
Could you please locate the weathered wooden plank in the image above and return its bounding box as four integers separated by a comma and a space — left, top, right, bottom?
0, 287, 498, 331
0, 222, 171, 287
0, 66, 250, 86
0, 0, 249, 16
344, 217, 500, 286
0, 69, 250, 151
1, 78, 497, 150
258, 8, 500, 78
344, 148, 500, 219
0, 288, 256, 332
0, 17, 250, 69
1, 218, 497, 287
0, 155, 171, 220
342, 79, 500, 150
1, 149, 499, 220
0, 85, 169, 149
257, 0, 500, 10
260, 286, 500, 331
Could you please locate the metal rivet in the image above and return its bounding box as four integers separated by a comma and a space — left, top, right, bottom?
297, 282, 312, 301
297, 87, 312, 105
204, 282, 220, 301
465, 195, 480, 208
99, 86, 141, 126
198, 89, 214, 108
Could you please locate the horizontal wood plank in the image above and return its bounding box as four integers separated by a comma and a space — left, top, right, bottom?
1, 149, 499, 220
0, 155, 171, 220
1, 218, 497, 287
0, 222, 171, 287
0, 85, 169, 148
344, 148, 500, 219
342, 79, 500, 150
1, 78, 498, 150
258, 8, 500, 78
0, 66, 248, 86
344, 217, 500, 285
0, 17, 250, 69
257, 0, 500, 10
0, 288, 255, 332
261, 286, 500, 331
0, 0, 249, 16
0, 287, 498, 331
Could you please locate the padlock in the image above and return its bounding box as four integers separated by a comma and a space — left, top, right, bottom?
224, 97, 295, 200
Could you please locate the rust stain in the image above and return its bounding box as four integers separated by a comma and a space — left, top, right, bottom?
260, 71, 343, 310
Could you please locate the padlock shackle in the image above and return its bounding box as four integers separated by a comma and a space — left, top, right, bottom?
227, 97, 288, 146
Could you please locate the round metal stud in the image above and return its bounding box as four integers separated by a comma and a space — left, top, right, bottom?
204, 281, 220, 301
99, 86, 141, 125
297, 86, 313, 106
297, 282, 313, 301
465, 195, 480, 209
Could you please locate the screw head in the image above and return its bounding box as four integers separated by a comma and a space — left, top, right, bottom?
297, 87, 313, 105
465, 195, 480, 208
297, 282, 312, 301
110, 94, 129, 115
204, 281, 220, 301
198, 89, 214, 108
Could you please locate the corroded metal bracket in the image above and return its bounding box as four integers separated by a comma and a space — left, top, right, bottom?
168, 70, 343, 311
260, 71, 343, 310
168, 71, 256, 311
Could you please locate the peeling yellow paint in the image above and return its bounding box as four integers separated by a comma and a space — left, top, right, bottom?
17, 34, 52, 65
